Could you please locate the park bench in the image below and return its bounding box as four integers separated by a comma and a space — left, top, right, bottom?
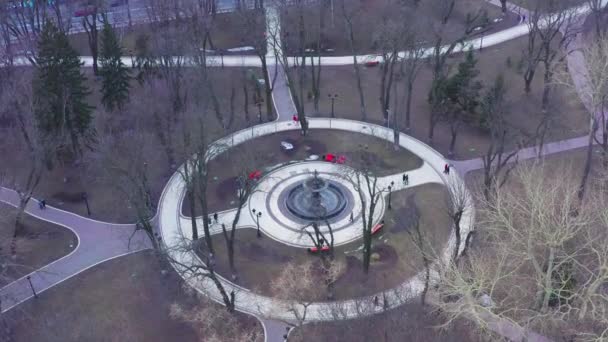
308, 245, 330, 253
372, 223, 384, 235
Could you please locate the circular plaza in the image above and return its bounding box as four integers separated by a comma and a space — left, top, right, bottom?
157, 118, 475, 321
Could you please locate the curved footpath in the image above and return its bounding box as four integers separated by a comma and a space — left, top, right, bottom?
0, 1, 604, 341
0, 187, 151, 313
8, 0, 606, 68
157, 117, 475, 323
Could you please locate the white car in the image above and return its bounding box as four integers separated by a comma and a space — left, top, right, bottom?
280, 141, 294, 151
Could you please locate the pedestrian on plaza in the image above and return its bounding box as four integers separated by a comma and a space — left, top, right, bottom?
374, 296, 379, 306
350, 212, 354, 222
213, 212, 218, 223
39, 199, 46, 210
444, 163, 450, 175
404, 174, 409, 185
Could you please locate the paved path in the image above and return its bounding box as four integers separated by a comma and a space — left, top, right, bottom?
6, 0, 605, 69
158, 118, 475, 322
261, 318, 292, 342
265, 4, 296, 122
0, 2, 603, 341
0, 187, 151, 313
450, 7, 599, 176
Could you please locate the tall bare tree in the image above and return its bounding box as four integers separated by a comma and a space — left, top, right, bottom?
554, 35, 608, 200
436, 163, 608, 339
339, 0, 367, 121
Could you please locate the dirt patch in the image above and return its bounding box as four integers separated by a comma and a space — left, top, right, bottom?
290, 302, 485, 342
68, 10, 265, 56
0, 203, 77, 287
280, 0, 516, 56
4, 250, 262, 342
298, 36, 588, 160
184, 129, 422, 215
197, 183, 450, 301
1, 66, 272, 224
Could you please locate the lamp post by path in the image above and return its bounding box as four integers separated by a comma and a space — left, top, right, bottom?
26, 275, 38, 298
388, 181, 394, 210
82, 192, 91, 216
328, 93, 338, 118
256, 99, 263, 123
252, 209, 263, 237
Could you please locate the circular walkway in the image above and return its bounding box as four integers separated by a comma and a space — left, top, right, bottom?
157, 117, 475, 321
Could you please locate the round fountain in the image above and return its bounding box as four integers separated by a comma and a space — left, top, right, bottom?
285, 170, 348, 221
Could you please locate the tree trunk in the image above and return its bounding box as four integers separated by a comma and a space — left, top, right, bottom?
452, 212, 462, 262
578, 120, 597, 201
187, 189, 199, 240
261, 56, 274, 121
243, 82, 250, 123
405, 81, 414, 132
524, 68, 535, 93
448, 124, 458, 158
428, 114, 437, 144
539, 247, 556, 312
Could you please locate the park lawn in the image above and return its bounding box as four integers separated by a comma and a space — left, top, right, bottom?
0, 66, 270, 224
290, 302, 485, 342
68, 9, 265, 56
199, 183, 450, 301
0, 203, 77, 287
184, 129, 424, 215
280, 0, 515, 56
4, 250, 262, 342
297, 36, 588, 160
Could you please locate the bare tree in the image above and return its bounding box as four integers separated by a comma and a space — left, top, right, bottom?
166, 234, 238, 312
339, 0, 367, 121
0, 68, 55, 256
445, 177, 471, 264
427, 2, 486, 144
523, 1, 577, 157
270, 261, 322, 326
346, 145, 389, 274
479, 74, 520, 199
98, 129, 159, 249
236, 7, 277, 121
219, 147, 265, 280
400, 22, 426, 133
554, 35, 608, 200
82, 2, 104, 75
170, 290, 262, 341
375, 17, 403, 127
436, 162, 608, 339
587, 0, 608, 42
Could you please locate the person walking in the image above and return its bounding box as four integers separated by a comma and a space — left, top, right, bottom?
350, 212, 354, 222
444, 163, 450, 175
213, 212, 218, 223
404, 174, 409, 185
39, 199, 46, 210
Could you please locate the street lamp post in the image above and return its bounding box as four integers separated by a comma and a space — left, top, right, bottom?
82, 192, 91, 216
257, 100, 263, 123
328, 93, 338, 118
388, 181, 394, 210
252, 209, 262, 237
26, 275, 38, 298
